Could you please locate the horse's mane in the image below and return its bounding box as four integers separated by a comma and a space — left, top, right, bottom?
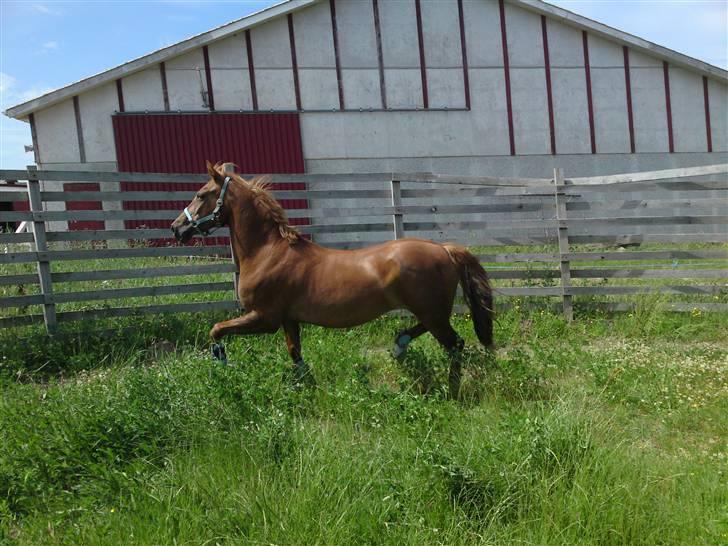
229, 171, 301, 245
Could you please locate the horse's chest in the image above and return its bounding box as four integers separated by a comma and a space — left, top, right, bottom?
237, 275, 282, 308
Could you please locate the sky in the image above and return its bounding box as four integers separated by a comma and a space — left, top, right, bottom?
1, 0, 726, 169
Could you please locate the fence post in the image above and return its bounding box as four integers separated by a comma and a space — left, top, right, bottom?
26, 165, 57, 333
222, 163, 241, 307
553, 167, 573, 322
390, 177, 404, 240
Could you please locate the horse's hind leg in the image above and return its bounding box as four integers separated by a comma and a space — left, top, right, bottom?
393, 323, 427, 360
421, 320, 464, 400
283, 320, 314, 385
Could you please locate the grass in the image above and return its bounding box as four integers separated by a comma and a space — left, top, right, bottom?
1, 305, 726, 545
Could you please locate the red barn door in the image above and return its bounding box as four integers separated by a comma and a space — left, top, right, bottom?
112, 113, 307, 246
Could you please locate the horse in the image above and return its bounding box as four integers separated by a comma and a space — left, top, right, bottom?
171, 162, 494, 398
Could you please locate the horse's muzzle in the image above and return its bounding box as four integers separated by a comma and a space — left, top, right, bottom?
171, 223, 194, 243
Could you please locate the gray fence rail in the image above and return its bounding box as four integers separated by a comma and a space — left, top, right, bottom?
1, 163, 726, 333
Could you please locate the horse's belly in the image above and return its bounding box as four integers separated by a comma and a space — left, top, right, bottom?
291, 281, 397, 328
303, 303, 394, 328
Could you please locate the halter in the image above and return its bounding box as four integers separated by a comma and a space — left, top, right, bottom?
183, 176, 231, 236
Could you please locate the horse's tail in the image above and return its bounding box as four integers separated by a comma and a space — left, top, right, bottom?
443, 244, 494, 348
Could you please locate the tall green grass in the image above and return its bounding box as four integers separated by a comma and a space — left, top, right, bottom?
1, 306, 726, 544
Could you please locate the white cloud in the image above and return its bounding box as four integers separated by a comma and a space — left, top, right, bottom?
32, 4, 61, 16
0, 72, 16, 94
37, 40, 59, 55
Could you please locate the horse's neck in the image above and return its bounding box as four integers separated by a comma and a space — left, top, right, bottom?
228, 209, 281, 268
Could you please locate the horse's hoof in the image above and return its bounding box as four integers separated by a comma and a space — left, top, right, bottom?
293, 358, 316, 387
211, 342, 228, 365
392, 333, 412, 360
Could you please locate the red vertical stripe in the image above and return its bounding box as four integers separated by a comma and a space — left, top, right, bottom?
623, 46, 635, 153
663, 61, 674, 153
116, 79, 125, 112
541, 15, 555, 155
159, 62, 170, 111
329, 0, 344, 110
287, 14, 302, 110
703, 76, 712, 153
69, 96, 100, 229
73, 95, 86, 163
457, 0, 470, 110
414, 0, 428, 108
498, 0, 515, 156
245, 30, 259, 111
372, 0, 387, 109
29, 113, 40, 164
202, 45, 215, 111
582, 31, 596, 154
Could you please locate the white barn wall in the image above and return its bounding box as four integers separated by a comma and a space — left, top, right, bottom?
379, 0, 423, 109
421, 0, 465, 109
250, 17, 297, 110
463, 0, 509, 156
337, 0, 381, 109
468, 69, 510, 156
629, 50, 669, 153
208, 33, 254, 110
79, 83, 118, 163
22, 0, 727, 188
505, 4, 550, 155
670, 67, 709, 153
550, 66, 590, 154
35, 100, 80, 164
166, 49, 207, 111
547, 20, 591, 154
588, 34, 630, 153
463, 0, 503, 67
292, 1, 339, 110
121, 68, 165, 111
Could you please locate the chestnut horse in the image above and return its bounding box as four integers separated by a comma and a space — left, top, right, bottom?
171, 162, 493, 398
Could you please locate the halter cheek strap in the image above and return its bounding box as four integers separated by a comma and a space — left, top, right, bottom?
183, 176, 231, 236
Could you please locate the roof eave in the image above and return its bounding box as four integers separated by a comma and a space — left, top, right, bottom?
512, 0, 728, 82
3, 0, 318, 120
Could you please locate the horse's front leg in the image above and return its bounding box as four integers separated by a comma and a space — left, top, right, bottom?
209, 311, 279, 363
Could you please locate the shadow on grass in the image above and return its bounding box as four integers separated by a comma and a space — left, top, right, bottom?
0, 311, 229, 383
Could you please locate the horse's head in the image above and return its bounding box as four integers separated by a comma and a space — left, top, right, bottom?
171, 161, 232, 243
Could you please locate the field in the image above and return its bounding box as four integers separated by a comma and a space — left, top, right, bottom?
1, 298, 726, 544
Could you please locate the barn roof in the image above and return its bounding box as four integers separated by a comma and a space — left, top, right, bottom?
4, 0, 727, 120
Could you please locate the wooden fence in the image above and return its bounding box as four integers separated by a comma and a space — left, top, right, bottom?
0, 163, 726, 333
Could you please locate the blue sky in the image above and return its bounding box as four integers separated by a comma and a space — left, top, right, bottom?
1, 0, 726, 169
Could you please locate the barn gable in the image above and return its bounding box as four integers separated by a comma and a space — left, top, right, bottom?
3, 0, 727, 177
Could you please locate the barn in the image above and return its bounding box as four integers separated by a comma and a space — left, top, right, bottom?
3, 0, 727, 234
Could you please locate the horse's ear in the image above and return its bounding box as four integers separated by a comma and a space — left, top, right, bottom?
206, 160, 224, 185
